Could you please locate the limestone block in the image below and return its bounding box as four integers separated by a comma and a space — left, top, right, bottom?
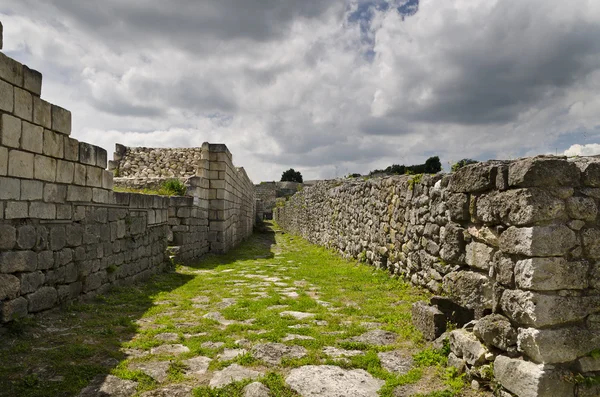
101, 170, 114, 190
0, 224, 16, 249
449, 164, 497, 193
465, 242, 494, 270
515, 257, 588, 290
566, 196, 597, 221
501, 289, 600, 328
0, 250, 37, 273
577, 356, 600, 373
0, 273, 20, 300
439, 222, 465, 262
20, 271, 44, 294
67, 185, 93, 202
96, 147, 107, 169
5, 201, 28, 219
0, 78, 13, 112
8, 150, 34, 179
473, 314, 517, 351
51, 104, 71, 135
0, 52, 23, 86
32, 97, 51, 128
64, 137, 79, 161
79, 142, 96, 165
518, 326, 600, 364
0, 176, 19, 200
17, 225, 36, 249
582, 228, 600, 258
1, 113, 21, 148
33, 154, 56, 182
86, 166, 102, 187
42, 129, 64, 158
43, 183, 66, 203
30, 202, 56, 219
578, 384, 600, 397
1, 297, 28, 322
23, 66, 42, 96
49, 226, 66, 250
493, 355, 574, 397
27, 286, 58, 312
56, 160, 74, 184
411, 301, 446, 341
74, 163, 86, 185
0, 146, 6, 176
448, 329, 487, 366
509, 157, 581, 187
21, 121, 43, 153
581, 161, 600, 187
499, 225, 576, 257
442, 271, 492, 312
14, 87, 33, 121
92, 188, 108, 203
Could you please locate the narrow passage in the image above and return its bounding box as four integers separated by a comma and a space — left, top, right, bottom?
0, 222, 489, 397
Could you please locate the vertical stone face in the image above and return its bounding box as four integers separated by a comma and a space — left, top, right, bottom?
23, 66, 42, 96
14, 87, 33, 121
51, 105, 71, 135
33, 97, 51, 128
0, 78, 13, 112
21, 121, 43, 153
1, 113, 21, 148
8, 150, 34, 179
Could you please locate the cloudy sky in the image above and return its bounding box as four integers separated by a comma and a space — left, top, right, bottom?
2, 0, 600, 182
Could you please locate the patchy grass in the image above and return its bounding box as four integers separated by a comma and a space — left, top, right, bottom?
0, 221, 473, 397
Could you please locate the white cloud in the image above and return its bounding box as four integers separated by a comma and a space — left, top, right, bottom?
565, 143, 600, 157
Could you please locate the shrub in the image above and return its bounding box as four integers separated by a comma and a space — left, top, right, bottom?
161, 179, 187, 196
451, 159, 478, 172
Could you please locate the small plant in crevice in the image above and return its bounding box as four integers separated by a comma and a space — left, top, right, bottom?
161, 179, 187, 196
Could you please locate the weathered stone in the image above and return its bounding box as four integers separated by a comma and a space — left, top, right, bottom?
566, 196, 598, 221
377, 350, 413, 375
508, 157, 580, 187
499, 225, 577, 257
0, 78, 13, 112
219, 348, 248, 361
0, 274, 20, 300
582, 228, 600, 258
347, 329, 398, 346
465, 241, 494, 270
150, 344, 190, 356
577, 356, 600, 373
21, 121, 43, 153
43, 129, 64, 158
27, 286, 57, 312
0, 250, 37, 273
51, 104, 71, 135
493, 355, 574, 397
411, 301, 446, 341
209, 364, 262, 388
515, 257, 588, 291
33, 97, 51, 128
578, 383, 600, 397
449, 164, 497, 193
182, 356, 211, 378
78, 374, 138, 397
251, 343, 307, 365
140, 385, 192, 397
280, 311, 315, 320
447, 352, 466, 374
448, 329, 487, 366
129, 361, 170, 382
1, 297, 28, 322
285, 365, 384, 397
242, 382, 270, 397
439, 222, 465, 262
9, 150, 34, 179
322, 346, 364, 359
430, 296, 475, 327
517, 327, 600, 364
14, 87, 33, 121
155, 333, 178, 342
19, 271, 44, 294
442, 271, 492, 312
473, 314, 517, 351
0, 224, 16, 249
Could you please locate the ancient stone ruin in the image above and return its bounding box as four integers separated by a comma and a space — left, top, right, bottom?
0, 28, 256, 323
275, 157, 600, 397
255, 181, 303, 220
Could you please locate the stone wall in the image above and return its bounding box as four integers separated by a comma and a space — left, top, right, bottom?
110, 144, 202, 179
274, 156, 600, 397
0, 26, 255, 323
255, 181, 303, 220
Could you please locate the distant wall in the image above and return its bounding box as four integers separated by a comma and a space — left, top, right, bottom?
255, 181, 302, 220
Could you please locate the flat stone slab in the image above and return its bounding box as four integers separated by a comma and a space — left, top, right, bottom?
377, 350, 414, 375
216, 298, 237, 309
201, 341, 225, 349
252, 343, 308, 365
267, 305, 289, 310
347, 330, 398, 346
243, 382, 271, 397
280, 311, 316, 320
323, 346, 364, 358
209, 364, 263, 388
286, 365, 385, 397
78, 375, 137, 397
203, 312, 235, 325
282, 334, 315, 342
140, 384, 193, 397
150, 344, 190, 356
129, 361, 170, 382
182, 356, 212, 377
155, 333, 179, 342
219, 348, 248, 361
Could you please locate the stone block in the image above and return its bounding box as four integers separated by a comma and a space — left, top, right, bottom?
43, 183, 66, 203
501, 289, 600, 328
96, 147, 107, 169
493, 355, 574, 397
17, 225, 36, 249
23, 66, 42, 96
1, 297, 28, 322
21, 121, 43, 153
0, 78, 13, 112
27, 286, 58, 312
448, 329, 487, 366
582, 228, 600, 258
0, 146, 6, 176
5, 201, 28, 219
102, 170, 113, 190
20, 271, 44, 294
0, 250, 37, 273
0, 52, 23, 86
50, 226, 66, 250
33, 154, 56, 182
56, 204, 72, 220
577, 356, 600, 373
0, 224, 16, 249
1, 113, 21, 148
64, 137, 79, 161
515, 257, 588, 291
442, 271, 492, 312
0, 274, 20, 300
449, 164, 497, 193
30, 202, 56, 219
8, 149, 34, 178
430, 296, 475, 326
465, 242, 494, 270
56, 160, 74, 184
499, 225, 576, 257
20, 179, 42, 200
51, 104, 71, 135
518, 326, 600, 364
79, 142, 96, 165
92, 188, 108, 203
33, 96, 51, 128
74, 163, 86, 185
67, 185, 93, 202
509, 157, 581, 187
473, 314, 517, 351
86, 166, 102, 187
43, 129, 64, 158
411, 301, 446, 341
0, 176, 20, 199
567, 196, 598, 222
14, 87, 33, 121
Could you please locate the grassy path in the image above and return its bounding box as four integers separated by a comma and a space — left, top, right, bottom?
0, 222, 480, 397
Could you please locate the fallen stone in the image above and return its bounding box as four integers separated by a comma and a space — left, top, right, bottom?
203, 312, 235, 325
140, 384, 193, 397
280, 311, 316, 320
322, 346, 364, 358
286, 365, 384, 397
78, 375, 137, 397
209, 364, 262, 388
252, 343, 308, 365
155, 333, 179, 342
182, 356, 212, 377
449, 329, 487, 366
377, 350, 413, 375
243, 382, 270, 397
150, 344, 190, 356
473, 314, 517, 351
282, 334, 315, 342
129, 361, 170, 382
201, 341, 225, 349
219, 348, 248, 361
447, 352, 466, 374
412, 301, 446, 341
347, 330, 398, 346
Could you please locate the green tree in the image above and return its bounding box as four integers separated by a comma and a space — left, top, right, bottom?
281, 168, 303, 183
451, 158, 478, 172
424, 156, 442, 174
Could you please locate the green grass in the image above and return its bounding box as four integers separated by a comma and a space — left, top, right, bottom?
0, 221, 469, 397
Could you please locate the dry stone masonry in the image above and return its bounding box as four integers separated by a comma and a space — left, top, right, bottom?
0, 24, 256, 323
274, 157, 600, 397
